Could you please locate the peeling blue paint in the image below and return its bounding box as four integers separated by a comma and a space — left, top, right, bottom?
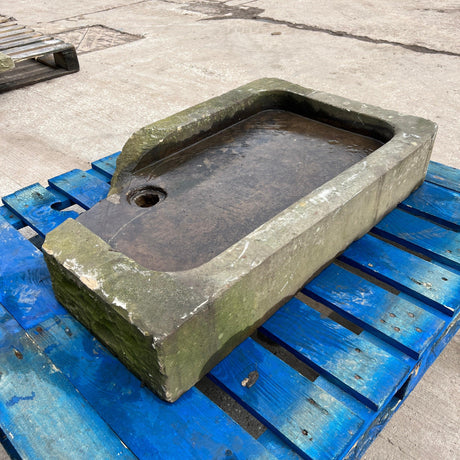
6, 391, 36, 407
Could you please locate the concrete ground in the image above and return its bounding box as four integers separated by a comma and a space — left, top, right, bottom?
0, 1, 458, 458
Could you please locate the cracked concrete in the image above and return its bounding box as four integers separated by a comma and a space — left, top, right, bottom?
0, 0, 458, 458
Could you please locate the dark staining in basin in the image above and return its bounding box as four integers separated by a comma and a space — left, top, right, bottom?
78, 109, 382, 272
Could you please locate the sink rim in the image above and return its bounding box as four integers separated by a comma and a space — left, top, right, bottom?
43, 78, 437, 402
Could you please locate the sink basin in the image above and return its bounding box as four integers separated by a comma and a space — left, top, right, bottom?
43, 78, 437, 401
80, 109, 382, 272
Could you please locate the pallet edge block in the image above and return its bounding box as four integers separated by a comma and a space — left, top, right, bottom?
42, 78, 437, 401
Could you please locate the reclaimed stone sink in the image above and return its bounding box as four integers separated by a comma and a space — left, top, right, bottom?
43, 79, 437, 401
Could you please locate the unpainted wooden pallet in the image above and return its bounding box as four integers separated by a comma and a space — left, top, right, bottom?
0, 15, 79, 92
0, 157, 458, 459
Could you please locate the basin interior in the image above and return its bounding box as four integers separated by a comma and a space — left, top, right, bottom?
78, 109, 383, 272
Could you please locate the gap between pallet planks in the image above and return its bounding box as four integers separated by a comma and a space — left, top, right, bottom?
0, 157, 458, 460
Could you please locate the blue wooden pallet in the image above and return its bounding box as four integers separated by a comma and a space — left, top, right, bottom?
0, 155, 458, 460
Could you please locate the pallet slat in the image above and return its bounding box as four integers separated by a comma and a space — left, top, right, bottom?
0, 206, 22, 229
2, 183, 77, 237
258, 431, 303, 460
5, 41, 71, 61
29, 314, 273, 460
340, 234, 460, 317
91, 152, 120, 179
0, 32, 40, 45
0, 305, 135, 459
0, 25, 25, 34
0, 160, 458, 459
373, 208, 460, 270
0, 27, 34, 40
260, 298, 410, 411
0, 36, 47, 51
48, 169, 110, 209
302, 264, 445, 359
399, 181, 460, 231
209, 338, 363, 460
426, 161, 460, 193
0, 210, 274, 458
0, 217, 66, 329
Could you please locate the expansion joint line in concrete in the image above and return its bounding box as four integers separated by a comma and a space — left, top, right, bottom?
183, 1, 460, 57
253, 17, 460, 58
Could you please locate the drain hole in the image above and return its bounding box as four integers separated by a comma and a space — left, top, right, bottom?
127, 186, 166, 207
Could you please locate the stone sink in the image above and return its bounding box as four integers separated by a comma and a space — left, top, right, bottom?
43, 78, 437, 401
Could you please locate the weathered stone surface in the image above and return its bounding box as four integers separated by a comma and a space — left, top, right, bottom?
0, 52, 14, 72
43, 78, 437, 402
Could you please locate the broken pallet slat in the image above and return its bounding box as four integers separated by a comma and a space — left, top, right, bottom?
0, 305, 135, 459
260, 298, 411, 412
302, 263, 445, 359
372, 208, 460, 270
209, 337, 363, 460
340, 234, 460, 317
426, 161, 460, 193
399, 181, 460, 231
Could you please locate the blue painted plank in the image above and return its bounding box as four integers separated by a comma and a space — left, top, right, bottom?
399, 181, 460, 231
426, 161, 460, 193
401, 311, 460, 399
0, 217, 66, 329
343, 395, 402, 460
260, 298, 410, 412
373, 208, 460, 270
48, 169, 110, 209
303, 264, 445, 360
30, 314, 273, 460
258, 431, 303, 459
0, 206, 22, 229
0, 304, 135, 459
209, 338, 363, 460
2, 183, 78, 237
340, 234, 460, 317
91, 151, 120, 179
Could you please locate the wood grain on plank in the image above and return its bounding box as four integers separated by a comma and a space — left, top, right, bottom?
373, 208, 460, 270
0, 305, 135, 459
48, 169, 110, 209
426, 161, 460, 193
2, 183, 77, 237
340, 234, 460, 317
210, 338, 363, 460
30, 314, 273, 460
91, 152, 120, 179
0, 216, 66, 329
260, 298, 411, 412
399, 181, 459, 231
303, 263, 445, 359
